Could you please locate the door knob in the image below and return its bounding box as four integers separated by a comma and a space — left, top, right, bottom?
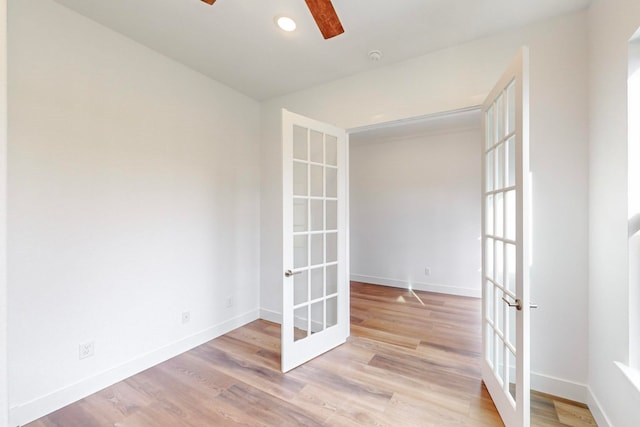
285, 269, 301, 278
502, 296, 522, 310
501, 296, 538, 311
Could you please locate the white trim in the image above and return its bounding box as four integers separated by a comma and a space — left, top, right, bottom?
9, 310, 260, 427
530, 371, 588, 403
260, 308, 282, 325
350, 274, 481, 298
615, 361, 640, 394
587, 387, 613, 427
347, 106, 481, 135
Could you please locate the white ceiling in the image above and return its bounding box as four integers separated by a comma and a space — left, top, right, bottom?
52, 0, 590, 100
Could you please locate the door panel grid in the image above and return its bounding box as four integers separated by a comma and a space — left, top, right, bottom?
282, 110, 348, 373
481, 48, 530, 427
292, 125, 339, 339
485, 79, 518, 400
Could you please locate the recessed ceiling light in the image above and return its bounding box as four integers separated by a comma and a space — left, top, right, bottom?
276, 16, 297, 32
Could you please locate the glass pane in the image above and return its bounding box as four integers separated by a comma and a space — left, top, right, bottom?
294, 270, 309, 306
486, 151, 494, 192
508, 349, 517, 404
310, 267, 324, 300
326, 168, 337, 198
293, 199, 308, 232
311, 233, 324, 265
506, 136, 516, 187
486, 106, 494, 150
327, 297, 338, 327
486, 195, 494, 236
310, 130, 324, 163
508, 298, 517, 349
496, 94, 504, 142
294, 306, 308, 342
495, 192, 504, 238
326, 200, 337, 230
326, 264, 337, 295
496, 288, 504, 335
293, 125, 308, 161
486, 323, 494, 367
293, 162, 308, 196
495, 240, 504, 287
506, 243, 516, 294
495, 336, 505, 385
326, 232, 337, 263
294, 235, 308, 269
311, 301, 324, 333
485, 238, 494, 280
326, 135, 338, 166
505, 190, 516, 240
486, 279, 494, 322
507, 81, 516, 135
495, 143, 504, 190
310, 165, 323, 197
310, 199, 323, 231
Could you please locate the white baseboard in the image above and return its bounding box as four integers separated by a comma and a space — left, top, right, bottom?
587, 387, 612, 427
9, 309, 260, 427
351, 274, 481, 298
260, 308, 281, 325
530, 371, 588, 403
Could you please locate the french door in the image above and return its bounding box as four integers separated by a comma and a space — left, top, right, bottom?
481, 48, 531, 427
281, 109, 349, 373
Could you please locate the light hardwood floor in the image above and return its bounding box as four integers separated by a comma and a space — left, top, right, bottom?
26, 282, 596, 426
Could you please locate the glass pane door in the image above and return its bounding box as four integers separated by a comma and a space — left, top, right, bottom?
482, 48, 531, 427
282, 110, 348, 372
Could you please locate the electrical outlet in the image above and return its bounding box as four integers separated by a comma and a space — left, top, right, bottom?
79, 341, 94, 360
181, 311, 191, 324
424, 267, 431, 276
225, 296, 233, 308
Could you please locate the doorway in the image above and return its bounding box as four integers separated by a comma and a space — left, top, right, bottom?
347, 107, 483, 299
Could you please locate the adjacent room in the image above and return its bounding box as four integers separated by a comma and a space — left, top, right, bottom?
1, 0, 640, 426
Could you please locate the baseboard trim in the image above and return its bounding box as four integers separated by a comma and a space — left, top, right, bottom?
9, 309, 260, 427
530, 372, 588, 403
259, 308, 281, 325
587, 387, 612, 427
351, 274, 481, 298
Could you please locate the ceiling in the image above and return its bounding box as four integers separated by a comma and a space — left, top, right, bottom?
52, 0, 591, 101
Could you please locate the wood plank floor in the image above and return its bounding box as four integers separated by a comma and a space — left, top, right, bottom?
26, 282, 596, 426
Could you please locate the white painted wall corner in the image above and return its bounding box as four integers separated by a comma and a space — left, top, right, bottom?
587, 387, 612, 427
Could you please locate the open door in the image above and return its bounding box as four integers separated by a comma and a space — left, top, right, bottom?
281, 109, 349, 373
481, 48, 531, 427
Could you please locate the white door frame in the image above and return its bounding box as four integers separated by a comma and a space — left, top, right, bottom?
1, 0, 9, 425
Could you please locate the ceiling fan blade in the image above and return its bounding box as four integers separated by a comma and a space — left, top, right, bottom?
304, 0, 344, 39
201, 0, 216, 5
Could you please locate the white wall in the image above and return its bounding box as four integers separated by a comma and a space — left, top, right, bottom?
587, 1, 640, 426
8, 1, 261, 425
261, 10, 589, 401
0, 0, 7, 425
350, 127, 482, 297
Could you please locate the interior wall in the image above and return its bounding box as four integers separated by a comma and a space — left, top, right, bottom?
261, 10, 589, 401
349, 126, 482, 297
587, 0, 640, 426
8, 1, 261, 425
